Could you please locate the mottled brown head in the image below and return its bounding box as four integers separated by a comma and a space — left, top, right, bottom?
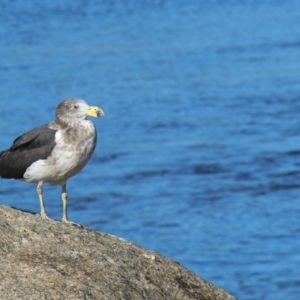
55, 98, 104, 125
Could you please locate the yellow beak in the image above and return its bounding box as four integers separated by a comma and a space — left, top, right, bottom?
86, 106, 105, 117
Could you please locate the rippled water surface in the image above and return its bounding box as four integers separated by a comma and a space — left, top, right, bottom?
1, 1, 300, 299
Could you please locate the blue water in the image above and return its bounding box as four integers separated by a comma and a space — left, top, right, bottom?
1, 1, 300, 299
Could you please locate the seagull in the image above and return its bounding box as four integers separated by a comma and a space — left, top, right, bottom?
0, 98, 104, 224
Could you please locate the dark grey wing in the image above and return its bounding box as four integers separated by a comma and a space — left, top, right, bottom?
0, 124, 57, 179
10, 124, 56, 150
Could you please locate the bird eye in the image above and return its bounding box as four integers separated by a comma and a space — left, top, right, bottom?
68, 104, 79, 110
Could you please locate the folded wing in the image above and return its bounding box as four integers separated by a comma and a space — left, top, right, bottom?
0, 124, 57, 179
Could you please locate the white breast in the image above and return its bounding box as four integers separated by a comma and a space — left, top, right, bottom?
23, 121, 97, 185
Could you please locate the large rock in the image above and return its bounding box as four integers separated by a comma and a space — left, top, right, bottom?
0, 205, 235, 300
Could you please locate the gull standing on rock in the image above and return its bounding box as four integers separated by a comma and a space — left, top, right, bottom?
0, 98, 104, 225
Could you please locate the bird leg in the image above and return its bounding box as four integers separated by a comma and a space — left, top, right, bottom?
37, 181, 50, 219
61, 183, 68, 222
61, 183, 80, 226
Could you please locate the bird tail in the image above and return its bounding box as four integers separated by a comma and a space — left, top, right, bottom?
0, 150, 24, 179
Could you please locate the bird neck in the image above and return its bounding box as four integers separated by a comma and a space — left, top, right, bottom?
56, 116, 86, 128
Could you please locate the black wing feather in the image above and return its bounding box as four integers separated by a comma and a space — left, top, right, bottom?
0, 124, 57, 179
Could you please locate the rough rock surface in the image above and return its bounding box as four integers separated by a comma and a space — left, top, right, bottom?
0, 205, 235, 300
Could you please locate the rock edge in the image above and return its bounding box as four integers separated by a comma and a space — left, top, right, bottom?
0, 205, 235, 300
